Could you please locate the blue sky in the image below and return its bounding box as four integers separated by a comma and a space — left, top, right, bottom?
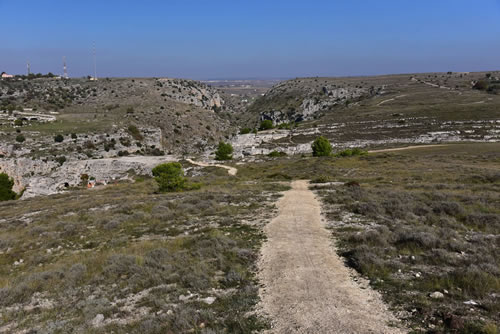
1, 0, 499, 79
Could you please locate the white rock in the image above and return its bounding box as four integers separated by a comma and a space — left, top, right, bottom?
201, 297, 216, 305
91, 314, 104, 327
429, 291, 444, 299
464, 300, 478, 306
179, 293, 195, 301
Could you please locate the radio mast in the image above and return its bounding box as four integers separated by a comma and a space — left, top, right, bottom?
27, 61, 31, 75
93, 43, 97, 80
63, 56, 68, 79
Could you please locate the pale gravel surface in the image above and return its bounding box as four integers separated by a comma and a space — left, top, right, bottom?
186, 158, 238, 175
258, 180, 406, 334
369, 144, 447, 153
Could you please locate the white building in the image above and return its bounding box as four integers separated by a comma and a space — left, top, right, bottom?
1, 72, 14, 78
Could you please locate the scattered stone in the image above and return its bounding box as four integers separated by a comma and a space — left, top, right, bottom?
91, 314, 104, 327
463, 300, 478, 306
201, 297, 216, 305
179, 293, 196, 301
429, 291, 444, 299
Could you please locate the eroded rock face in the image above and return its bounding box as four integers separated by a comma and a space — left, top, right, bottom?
0, 155, 177, 198
257, 83, 371, 124
157, 78, 223, 110
229, 130, 314, 158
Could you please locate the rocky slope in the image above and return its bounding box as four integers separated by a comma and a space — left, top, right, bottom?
245, 77, 379, 126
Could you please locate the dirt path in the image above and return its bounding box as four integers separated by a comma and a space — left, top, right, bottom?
185, 158, 237, 176
258, 180, 405, 333
369, 144, 447, 153
377, 94, 407, 106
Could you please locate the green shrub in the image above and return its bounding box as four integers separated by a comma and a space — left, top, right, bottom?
311, 136, 332, 157
14, 119, 23, 126
335, 147, 367, 157
259, 120, 274, 131
267, 151, 287, 157
215, 142, 233, 161
127, 125, 143, 141
240, 127, 251, 134
152, 162, 186, 192
473, 80, 489, 91
55, 156, 67, 166
277, 122, 294, 129
54, 134, 64, 143
0, 173, 16, 201
71, 133, 77, 139
311, 175, 332, 183
15, 134, 25, 143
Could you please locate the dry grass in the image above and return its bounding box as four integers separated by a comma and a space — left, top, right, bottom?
0, 167, 288, 333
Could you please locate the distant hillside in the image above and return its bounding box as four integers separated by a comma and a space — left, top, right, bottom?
230, 71, 500, 156
0, 77, 236, 157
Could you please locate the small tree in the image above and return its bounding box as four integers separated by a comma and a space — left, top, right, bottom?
259, 120, 274, 131
215, 141, 233, 160
312, 136, 332, 157
54, 134, 64, 142
152, 162, 186, 192
15, 134, 25, 143
473, 80, 489, 91
0, 173, 16, 201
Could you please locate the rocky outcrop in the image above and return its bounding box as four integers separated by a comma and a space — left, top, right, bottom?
0, 156, 177, 198
157, 78, 223, 110
229, 130, 315, 158
253, 79, 373, 125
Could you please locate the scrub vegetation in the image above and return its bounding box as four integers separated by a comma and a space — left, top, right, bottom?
0, 165, 288, 333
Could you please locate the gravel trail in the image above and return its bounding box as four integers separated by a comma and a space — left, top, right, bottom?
258, 180, 406, 333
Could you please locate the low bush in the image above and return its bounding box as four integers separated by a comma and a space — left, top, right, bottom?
0, 173, 17, 201
267, 150, 287, 157
54, 134, 64, 143
312, 136, 332, 157
127, 124, 143, 141
15, 134, 25, 143
152, 162, 186, 192
240, 127, 252, 134
215, 141, 233, 161
259, 120, 274, 131
335, 147, 367, 157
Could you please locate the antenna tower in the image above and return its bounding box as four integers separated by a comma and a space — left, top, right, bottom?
93, 43, 97, 80
27, 61, 31, 75
63, 56, 68, 79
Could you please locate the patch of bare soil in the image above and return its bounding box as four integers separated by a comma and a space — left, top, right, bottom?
258, 180, 406, 333
369, 144, 448, 153
186, 158, 237, 175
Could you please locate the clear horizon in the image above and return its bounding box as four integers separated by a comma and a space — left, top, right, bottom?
1, 0, 500, 79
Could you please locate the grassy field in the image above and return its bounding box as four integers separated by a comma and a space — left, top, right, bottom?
238, 143, 499, 333
0, 165, 288, 333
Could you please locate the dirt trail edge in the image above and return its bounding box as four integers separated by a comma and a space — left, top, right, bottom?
185, 158, 237, 176
258, 180, 406, 334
